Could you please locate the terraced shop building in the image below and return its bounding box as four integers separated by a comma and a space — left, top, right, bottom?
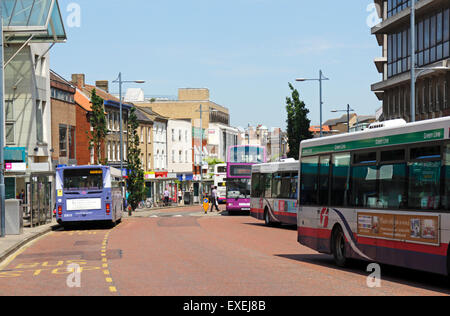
371, 0, 450, 122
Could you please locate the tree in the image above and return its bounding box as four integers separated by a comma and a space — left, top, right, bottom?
126, 107, 145, 213
88, 89, 108, 165
285, 83, 313, 160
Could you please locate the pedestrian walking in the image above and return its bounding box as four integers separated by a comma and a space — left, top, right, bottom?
164, 189, 170, 206
210, 186, 220, 212
18, 189, 25, 205
178, 190, 183, 205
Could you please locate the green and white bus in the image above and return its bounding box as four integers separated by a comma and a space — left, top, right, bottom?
297, 117, 450, 275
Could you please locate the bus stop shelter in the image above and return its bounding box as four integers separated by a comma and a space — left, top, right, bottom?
0, 0, 66, 236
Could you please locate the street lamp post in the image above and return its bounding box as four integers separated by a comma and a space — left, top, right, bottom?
296, 70, 330, 137
332, 104, 355, 133
112, 73, 145, 177
196, 105, 218, 202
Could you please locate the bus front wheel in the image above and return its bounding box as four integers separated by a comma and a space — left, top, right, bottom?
331, 226, 348, 267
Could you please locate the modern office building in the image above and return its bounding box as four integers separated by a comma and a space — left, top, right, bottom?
371, 0, 450, 121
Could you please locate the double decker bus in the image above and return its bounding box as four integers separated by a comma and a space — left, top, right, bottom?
297, 117, 450, 276
226, 145, 266, 213
251, 160, 299, 226
213, 163, 227, 204
55, 166, 125, 227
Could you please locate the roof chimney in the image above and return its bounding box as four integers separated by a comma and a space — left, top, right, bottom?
71, 74, 85, 89
95, 80, 109, 93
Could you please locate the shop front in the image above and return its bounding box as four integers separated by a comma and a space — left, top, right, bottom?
4, 148, 54, 227
145, 171, 178, 206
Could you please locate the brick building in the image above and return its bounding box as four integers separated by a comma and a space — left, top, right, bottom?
71, 74, 131, 171
73, 88, 94, 165
50, 70, 77, 167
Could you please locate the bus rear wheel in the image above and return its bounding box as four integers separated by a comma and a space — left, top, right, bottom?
264, 209, 272, 227
331, 226, 348, 267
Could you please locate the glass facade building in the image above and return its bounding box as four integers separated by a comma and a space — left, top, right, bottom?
372, 0, 450, 122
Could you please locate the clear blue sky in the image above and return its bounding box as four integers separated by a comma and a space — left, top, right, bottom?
52, 0, 382, 129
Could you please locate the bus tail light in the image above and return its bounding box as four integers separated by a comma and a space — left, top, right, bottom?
58, 205, 62, 216
106, 203, 111, 214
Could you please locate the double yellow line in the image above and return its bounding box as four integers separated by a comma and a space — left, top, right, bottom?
101, 231, 118, 294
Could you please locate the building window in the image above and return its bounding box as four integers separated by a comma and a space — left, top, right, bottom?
387, 0, 416, 18
59, 125, 67, 157
108, 142, 111, 161
387, 6, 450, 78
6, 123, 14, 144
69, 126, 76, 160
36, 100, 44, 143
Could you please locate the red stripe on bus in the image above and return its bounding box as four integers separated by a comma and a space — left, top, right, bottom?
274, 211, 296, 218
299, 227, 448, 256
251, 208, 264, 214
298, 227, 332, 239
357, 236, 448, 256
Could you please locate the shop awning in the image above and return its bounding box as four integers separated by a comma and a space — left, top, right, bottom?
2, 0, 67, 43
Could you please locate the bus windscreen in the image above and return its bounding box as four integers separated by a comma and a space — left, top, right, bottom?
63, 169, 103, 190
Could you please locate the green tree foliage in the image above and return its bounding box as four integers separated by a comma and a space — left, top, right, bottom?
88, 89, 108, 165
285, 83, 313, 160
126, 107, 145, 212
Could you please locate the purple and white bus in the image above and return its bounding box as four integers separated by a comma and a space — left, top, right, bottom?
55, 166, 125, 227
226, 145, 266, 214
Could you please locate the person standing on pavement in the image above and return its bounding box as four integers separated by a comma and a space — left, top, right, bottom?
164, 189, 170, 206
210, 186, 220, 212
178, 189, 183, 205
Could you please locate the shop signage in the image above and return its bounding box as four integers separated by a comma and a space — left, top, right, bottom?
5, 163, 26, 172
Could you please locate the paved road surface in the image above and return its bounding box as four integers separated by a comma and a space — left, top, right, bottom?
0, 206, 449, 296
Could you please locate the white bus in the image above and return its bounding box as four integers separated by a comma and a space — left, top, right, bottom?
214, 163, 227, 204
297, 117, 450, 276
251, 160, 299, 226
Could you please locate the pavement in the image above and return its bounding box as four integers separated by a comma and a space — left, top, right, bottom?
0, 221, 60, 264
0, 204, 224, 265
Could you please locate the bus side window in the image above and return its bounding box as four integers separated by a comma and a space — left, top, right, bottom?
409, 146, 441, 210
272, 173, 282, 199
251, 173, 261, 198
264, 173, 272, 199
290, 172, 298, 200
300, 156, 319, 206
281, 172, 291, 199
351, 152, 377, 208
331, 153, 350, 207
445, 145, 450, 211
318, 156, 330, 206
